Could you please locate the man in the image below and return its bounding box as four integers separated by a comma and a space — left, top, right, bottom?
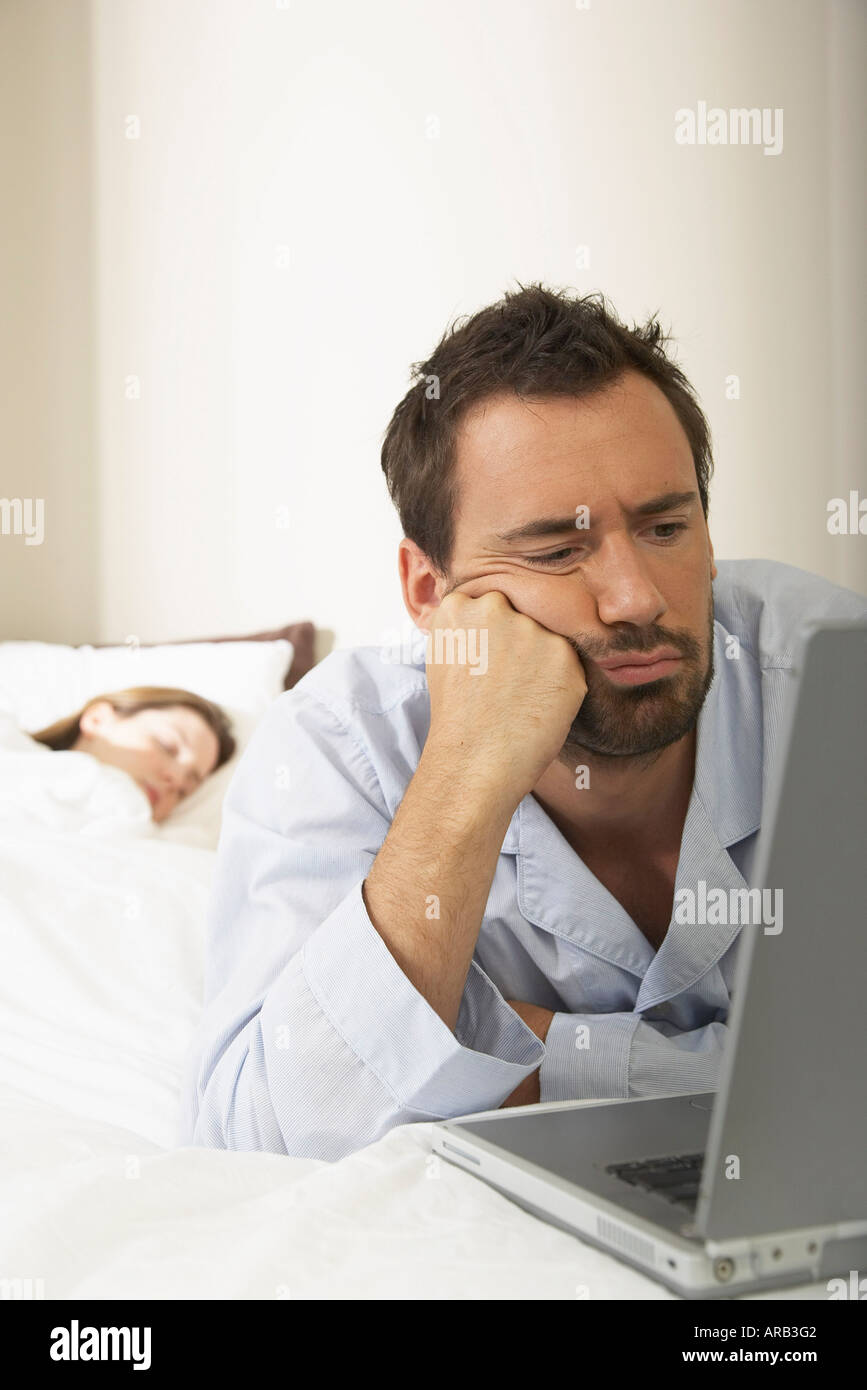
180, 284, 866, 1160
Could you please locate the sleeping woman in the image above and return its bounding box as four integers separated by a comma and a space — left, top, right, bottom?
11, 686, 235, 825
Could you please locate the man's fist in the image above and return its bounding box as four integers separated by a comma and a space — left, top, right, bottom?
423, 590, 587, 806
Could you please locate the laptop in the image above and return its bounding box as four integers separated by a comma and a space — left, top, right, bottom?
431, 619, 867, 1299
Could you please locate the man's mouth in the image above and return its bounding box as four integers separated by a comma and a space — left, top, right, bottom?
594, 647, 683, 687
142, 782, 159, 807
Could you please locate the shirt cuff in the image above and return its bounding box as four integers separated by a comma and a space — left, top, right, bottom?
300, 880, 546, 1117
538, 1009, 643, 1104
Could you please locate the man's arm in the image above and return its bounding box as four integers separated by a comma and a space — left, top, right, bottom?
538, 1010, 728, 1103
363, 588, 587, 1032
497, 1008, 728, 1107
181, 609, 584, 1161
360, 743, 516, 1034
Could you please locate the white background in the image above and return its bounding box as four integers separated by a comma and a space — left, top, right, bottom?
2, 0, 865, 649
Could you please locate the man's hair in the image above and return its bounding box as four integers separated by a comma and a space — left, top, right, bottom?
380, 282, 714, 575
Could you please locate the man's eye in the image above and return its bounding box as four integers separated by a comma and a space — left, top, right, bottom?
524, 522, 687, 566
524, 547, 578, 567
647, 522, 687, 541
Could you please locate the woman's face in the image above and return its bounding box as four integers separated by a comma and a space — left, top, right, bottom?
75, 702, 221, 822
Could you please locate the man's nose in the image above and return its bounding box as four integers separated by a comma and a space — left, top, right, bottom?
584, 535, 666, 628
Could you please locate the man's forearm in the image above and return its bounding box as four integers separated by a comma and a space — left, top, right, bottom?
364, 588, 586, 1039
362, 738, 517, 1033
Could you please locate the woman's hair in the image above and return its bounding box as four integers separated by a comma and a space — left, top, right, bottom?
380, 281, 715, 576
29, 686, 236, 770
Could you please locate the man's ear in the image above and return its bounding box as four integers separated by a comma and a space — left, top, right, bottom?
79, 699, 117, 737
398, 539, 447, 630
709, 535, 717, 582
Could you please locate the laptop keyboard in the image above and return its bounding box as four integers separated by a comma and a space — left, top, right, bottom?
605, 1152, 704, 1211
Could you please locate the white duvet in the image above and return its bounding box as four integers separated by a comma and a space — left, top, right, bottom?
0, 723, 821, 1299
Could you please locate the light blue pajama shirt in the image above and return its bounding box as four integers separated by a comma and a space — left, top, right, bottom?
179, 559, 867, 1160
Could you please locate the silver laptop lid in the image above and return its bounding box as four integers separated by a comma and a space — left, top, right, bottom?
696, 621, 867, 1240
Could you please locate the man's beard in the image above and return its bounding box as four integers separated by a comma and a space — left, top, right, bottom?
560, 596, 716, 761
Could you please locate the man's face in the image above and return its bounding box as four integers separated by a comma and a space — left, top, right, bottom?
437, 370, 716, 760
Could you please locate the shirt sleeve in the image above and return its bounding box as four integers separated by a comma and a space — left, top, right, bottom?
180, 686, 544, 1161
538, 1009, 728, 1103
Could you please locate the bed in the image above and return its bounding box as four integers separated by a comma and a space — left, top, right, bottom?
0, 627, 825, 1300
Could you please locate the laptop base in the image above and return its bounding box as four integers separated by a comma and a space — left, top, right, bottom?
433, 1094, 867, 1299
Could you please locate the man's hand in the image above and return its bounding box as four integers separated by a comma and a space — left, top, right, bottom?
425, 589, 587, 811
500, 999, 555, 1108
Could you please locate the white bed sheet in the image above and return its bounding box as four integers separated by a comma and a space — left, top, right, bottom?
0, 738, 828, 1300
0, 1086, 831, 1300
0, 1082, 673, 1300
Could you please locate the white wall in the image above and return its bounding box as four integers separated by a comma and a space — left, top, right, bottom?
3, 0, 865, 648
0, 0, 97, 643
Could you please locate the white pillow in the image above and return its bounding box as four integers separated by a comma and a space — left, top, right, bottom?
0, 639, 293, 728
0, 639, 294, 849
